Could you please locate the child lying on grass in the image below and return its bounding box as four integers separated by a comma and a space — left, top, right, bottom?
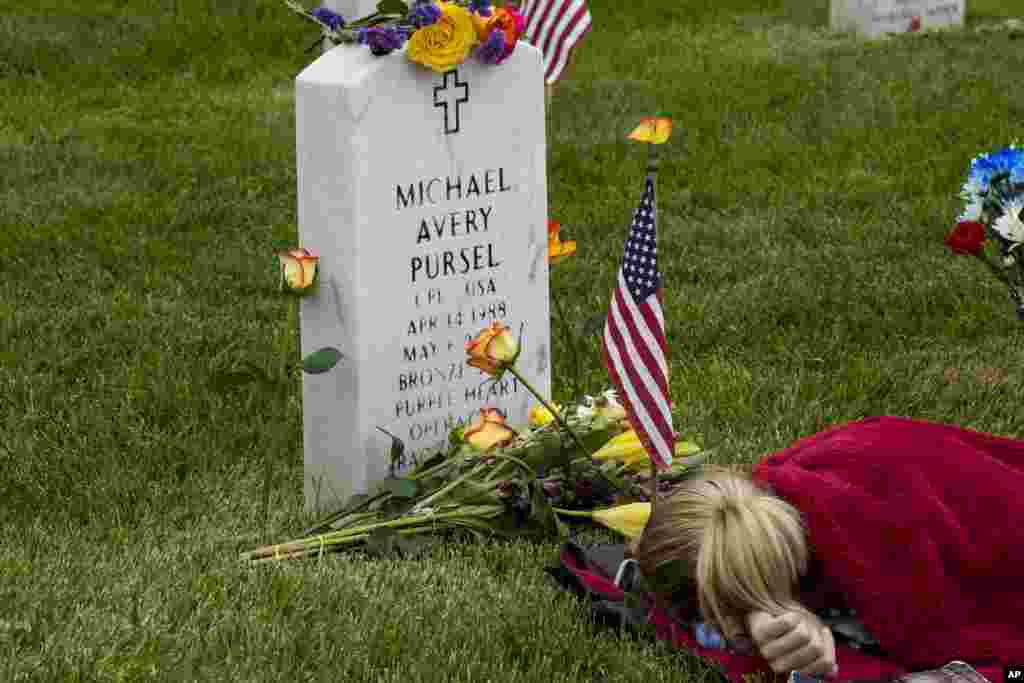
630, 416, 1024, 682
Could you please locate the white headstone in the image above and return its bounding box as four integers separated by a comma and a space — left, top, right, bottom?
830, 0, 964, 38
296, 43, 551, 513
323, 0, 378, 25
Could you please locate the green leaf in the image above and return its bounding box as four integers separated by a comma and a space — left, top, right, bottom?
302, 347, 344, 374
379, 477, 419, 499
529, 481, 568, 538
520, 431, 562, 468
376, 0, 408, 16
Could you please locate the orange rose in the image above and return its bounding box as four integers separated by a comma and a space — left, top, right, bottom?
465, 321, 520, 377
277, 248, 320, 293
472, 6, 525, 63
464, 408, 516, 451
547, 220, 576, 265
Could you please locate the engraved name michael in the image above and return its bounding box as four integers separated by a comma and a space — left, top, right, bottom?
396, 167, 512, 283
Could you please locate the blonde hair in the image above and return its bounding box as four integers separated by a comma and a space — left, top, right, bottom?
634, 465, 810, 641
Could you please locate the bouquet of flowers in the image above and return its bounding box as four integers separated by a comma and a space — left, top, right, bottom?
285, 0, 526, 72
945, 143, 1024, 319
242, 322, 707, 563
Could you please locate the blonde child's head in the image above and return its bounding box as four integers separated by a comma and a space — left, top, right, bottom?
633, 465, 811, 640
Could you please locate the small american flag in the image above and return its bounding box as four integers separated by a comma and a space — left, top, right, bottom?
601, 172, 675, 470
518, 0, 592, 85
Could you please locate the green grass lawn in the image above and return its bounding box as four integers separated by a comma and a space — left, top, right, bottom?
2, 0, 1023, 680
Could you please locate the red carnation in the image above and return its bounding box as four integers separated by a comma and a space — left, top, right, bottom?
945, 221, 986, 255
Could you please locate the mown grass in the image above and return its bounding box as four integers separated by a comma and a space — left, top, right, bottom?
2, 0, 1022, 680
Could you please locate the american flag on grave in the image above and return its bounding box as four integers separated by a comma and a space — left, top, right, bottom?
600, 145, 675, 471
518, 0, 592, 85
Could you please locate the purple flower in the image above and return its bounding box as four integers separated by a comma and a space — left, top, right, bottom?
469, 0, 492, 16
408, 1, 442, 27
357, 25, 406, 56
497, 480, 519, 499
541, 478, 563, 499
475, 30, 506, 64
574, 479, 594, 500
311, 5, 345, 30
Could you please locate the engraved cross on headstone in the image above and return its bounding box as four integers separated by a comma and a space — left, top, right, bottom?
433, 69, 469, 135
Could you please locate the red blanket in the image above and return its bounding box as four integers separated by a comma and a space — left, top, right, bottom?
652, 416, 1024, 683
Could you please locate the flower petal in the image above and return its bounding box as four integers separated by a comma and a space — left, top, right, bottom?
628, 117, 672, 144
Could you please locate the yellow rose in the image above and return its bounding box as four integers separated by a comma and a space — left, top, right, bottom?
407, 2, 479, 73
464, 408, 516, 451
528, 403, 560, 428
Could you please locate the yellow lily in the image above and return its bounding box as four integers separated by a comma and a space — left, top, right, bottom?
554, 502, 651, 539
592, 429, 701, 471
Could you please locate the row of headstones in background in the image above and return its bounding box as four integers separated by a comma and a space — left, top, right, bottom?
296, 36, 551, 513
831, 0, 965, 38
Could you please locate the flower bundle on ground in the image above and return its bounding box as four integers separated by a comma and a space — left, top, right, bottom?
946, 143, 1024, 319
242, 395, 707, 563
244, 320, 707, 563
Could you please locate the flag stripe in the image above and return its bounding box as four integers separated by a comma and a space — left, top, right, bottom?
602, 319, 674, 466
538, 0, 574, 61
606, 292, 673, 443
519, 0, 591, 85
612, 274, 668, 385
543, 6, 591, 84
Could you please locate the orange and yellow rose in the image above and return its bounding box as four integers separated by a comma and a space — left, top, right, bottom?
277, 248, 320, 293
407, 2, 479, 73
464, 408, 517, 451
465, 322, 520, 378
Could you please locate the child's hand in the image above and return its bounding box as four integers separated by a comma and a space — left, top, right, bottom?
746, 610, 838, 679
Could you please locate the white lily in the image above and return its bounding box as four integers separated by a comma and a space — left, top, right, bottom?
992, 201, 1024, 247
576, 390, 626, 421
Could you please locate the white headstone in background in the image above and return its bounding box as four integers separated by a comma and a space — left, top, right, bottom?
296, 43, 551, 513
830, 0, 965, 38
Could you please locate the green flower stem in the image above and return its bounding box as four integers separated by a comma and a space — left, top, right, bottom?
242, 505, 504, 561
482, 458, 513, 483
410, 462, 489, 513
550, 507, 595, 519
251, 525, 442, 564
408, 454, 465, 482
972, 251, 1013, 286
507, 366, 594, 460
